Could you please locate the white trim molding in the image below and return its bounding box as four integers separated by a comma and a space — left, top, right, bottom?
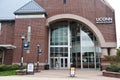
15, 14, 45, 19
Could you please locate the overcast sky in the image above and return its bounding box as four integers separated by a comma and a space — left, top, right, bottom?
107, 0, 120, 48
0, 0, 30, 20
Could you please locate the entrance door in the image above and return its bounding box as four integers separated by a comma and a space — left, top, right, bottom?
82, 52, 95, 68
60, 57, 68, 69
50, 57, 68, 69
71, 53, 81, 68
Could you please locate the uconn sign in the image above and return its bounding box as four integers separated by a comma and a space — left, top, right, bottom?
96, 17, 112, 23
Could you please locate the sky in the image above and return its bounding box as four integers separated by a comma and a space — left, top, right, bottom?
0, 0, 31, 20
107, 0, 120, 48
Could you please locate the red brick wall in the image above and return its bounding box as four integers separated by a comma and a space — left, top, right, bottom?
4, 50, 13, 64
103, 71, 120, 78
0, 21, 14, 44
0, 21, 14, 65
13, 18, 48, 64
35, 0, 116, 42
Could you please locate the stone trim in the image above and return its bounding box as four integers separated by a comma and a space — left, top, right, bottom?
101, 42, 117, 48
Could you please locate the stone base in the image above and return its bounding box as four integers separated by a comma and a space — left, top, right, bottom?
103, 70, 120, 78
16, 69, 27, 75
101, 58, 111, 70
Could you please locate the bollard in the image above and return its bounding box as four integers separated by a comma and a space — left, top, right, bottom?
70, 67, 76, 77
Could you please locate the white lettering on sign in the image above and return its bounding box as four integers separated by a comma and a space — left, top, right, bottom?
96, 17, 112, 23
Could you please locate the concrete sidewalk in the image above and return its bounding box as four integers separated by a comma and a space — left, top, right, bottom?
0, 69, 119, 80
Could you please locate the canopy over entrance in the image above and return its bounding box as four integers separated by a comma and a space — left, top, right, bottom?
0, 44, 16, 49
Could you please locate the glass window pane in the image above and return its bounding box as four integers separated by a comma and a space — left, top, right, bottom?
65, 58, 68, 67
50, 22, 68, 45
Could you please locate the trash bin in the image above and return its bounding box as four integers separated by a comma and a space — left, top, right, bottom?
44, 64, 49, 70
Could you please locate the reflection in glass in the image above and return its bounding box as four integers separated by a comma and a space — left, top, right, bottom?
50, 22, 68, 45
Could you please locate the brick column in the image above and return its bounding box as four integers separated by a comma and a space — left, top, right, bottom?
101, 48, 109, 70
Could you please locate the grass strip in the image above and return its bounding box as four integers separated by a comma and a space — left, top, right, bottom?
0, 70, 16, 76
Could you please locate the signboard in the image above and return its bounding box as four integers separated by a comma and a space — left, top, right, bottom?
38, 48, 42, 55
96, 17, 112, 23
27, 62, 34, 74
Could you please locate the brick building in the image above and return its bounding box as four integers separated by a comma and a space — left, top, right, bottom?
0, 0, 117, 69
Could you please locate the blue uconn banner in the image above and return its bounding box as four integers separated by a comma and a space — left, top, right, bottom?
23, 42, 30, 50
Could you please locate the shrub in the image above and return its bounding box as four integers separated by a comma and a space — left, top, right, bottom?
0, 65, 8, 71
106, 64, 120, 72
105, 49, 120, 72
11, 64, 19, 70
0, 64, 19, 71
116, 49, 120, 57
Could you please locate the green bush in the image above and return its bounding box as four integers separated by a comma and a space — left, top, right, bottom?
106, 64, 120, 72
0, 64, 19, 71
105, 49, 120, 72
117, 49, 120, 57
10, 64, 19, 70
0, 65, 8, 71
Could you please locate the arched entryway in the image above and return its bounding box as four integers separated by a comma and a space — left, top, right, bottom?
49, 20, 102, 69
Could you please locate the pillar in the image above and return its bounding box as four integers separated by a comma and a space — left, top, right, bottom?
110, 48, 116, 56
101, 48, 109, 70
101, 48, 108, 58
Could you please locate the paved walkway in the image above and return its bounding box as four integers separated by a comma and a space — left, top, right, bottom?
0, 69, 120, 80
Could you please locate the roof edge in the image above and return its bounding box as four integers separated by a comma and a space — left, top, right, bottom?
14, 11, 46, 15
100, 0, 114, 11
14, 0, 46, 15
0, 19, 15, 22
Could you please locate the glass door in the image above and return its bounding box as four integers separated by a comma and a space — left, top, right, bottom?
50, 57, 68, 69
82, 52, 95, 68
60, 57, 68, 69
50, 21, 69, 69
